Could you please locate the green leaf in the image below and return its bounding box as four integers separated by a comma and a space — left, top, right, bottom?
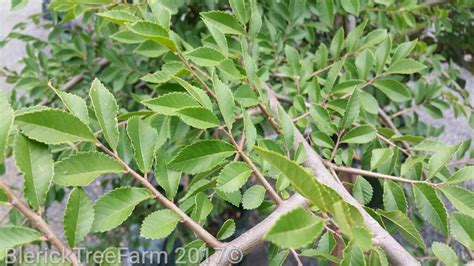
254, 146, 341, 212
127, 21, 176, 51
0, 188, 7, 203
200, 11, 243, 35
0, 97, 14, 164
386, 59, 426, 74
127, 117, 158, 173
15, 108, 95, 144
375, 37, 392, 72
383, 181, 407, 213
371, 148, 393, 170
111, 30, 148, 44
51, 88, 89, 124
391, 40, 417, 63
440, 185, 474, 217
216, 189, 241, 207
90, 78, 119, 150
217, 59, 241, 79
339, 88, 360, 129
378, 209, 425, 248
341, 0, 359, 16
140, 209, 180, 240
173, 77, 213, 109
427, 145, 459, 179
360, 29, 387, 49
155, 152, 181, 200
346, 20, 367, 52
0, 226, 41, 250
329, 28, 345, 59
92, 187, 151, 232
229, 0, 249, 25
341, 125, 376, 144
450, 212, 474, 250
242, 185, 266, 210
54, 151, 124, 186
203, 20, 229, 56
355, 50, 374, 80
369, 247, 389, 266
186, 47, 225, 67
372, 79, 411, 102
96, 10, 140, 24
332, 201, 366, 238
278, 105, 294, 149
11, 0, 29, 11
217, 161, 252, 192
213, 75, 235, 130
176, 107, 220, 129
217, 219, 236, 240
264, 207, 324, 249
142, 92, 199, 116
14, 134, 53, 209
431, 242, 457, 266
235, 85, 258, 107
413, 183, 448, 234
448, 166, 474, 184
192, 192, 213, 222
311, 132, 335, 149
169, 140, 235, 174
285, 45, 300, 74
243, 111, 257, 150
64, 188, 94, 247
353, 176, 372, 205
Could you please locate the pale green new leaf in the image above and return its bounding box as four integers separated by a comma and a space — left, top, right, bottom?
243, 111, 256, 150
0, 226, 41, 250
0, 97, 14, 164
64, 188, 94, 247
383, 181, 407, 213
431, 242, 457, 266
192, 192, 213, 222
203, 20, 228, 55
413, 183, 448, 234
127, 117, 158, 173
173, 77, 213, 109
440, 185, 474, 217
341, 0, 360, 16
329, 28, 344, 59
15, 108, 95, 144
53, 89, 89, 124
427, 144, 459, 179
242, 185, 265, 210
371, 148, 393, 170
377, 209, 425, 248
254, 146, 342, 212
386, 59, 426, 74
186, 47, 225, 67
217, 219, 236, 240
155, 152, 181, 200
111, 30, 148, 44
341, 125, 376, 144
127, 21, 176, 51
372, 79, 411, 102
92, 187, 151, 232
214, 75, 235, 130
450, 212, 474, 250
142, 92, 199, 116
169, 140, 235, 174
217, 161, 252, 192
448, 166, 474, 184
353, 176, 373, 205
140, 209, 180, 240
96, 10, 140, 24
229, 0, 249, 24
176, 107, 220, 129
318, 0, 334, 28
200, 11, 243, 35
90, 78, 119, 150
14, 134, 53, 209
264, 207, 324, 249
391, 40, 417, 63
54, 151, 124, 186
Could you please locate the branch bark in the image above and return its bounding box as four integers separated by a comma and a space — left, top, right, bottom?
0, 180, 81, 266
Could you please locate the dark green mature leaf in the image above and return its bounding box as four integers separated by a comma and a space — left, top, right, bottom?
217, 219, 236, 240
341, 125, 376, 144
92, 187, 151, 232
378, 209, 425, 248
14, 134, 53, 209
413, 183, 448, 234
254, 146, 341, 212
329, 28, 344, 59
0, 97, 14, 164
264, 208, 324, 249
0, 226, 41, 250
0, 188, 7, 203
155, 152, 181, 200
339, 88, 360, 129
440, 185, 474, 216
90, 78, 119, 150
353, 176, 372, 205
127, 117, 158, 173
431, 242, 458, 266
142, 92, 199, 116
355, 50, 374, 80
140, 209, 180, 240
391, 40, 417, 63
386, 59, 426, 74
15, 108, 95, 144
217, 161, 252, 192
176, 107, 220, 129
242, 185, 266, 210
383, 181, 407, 213
341, 0, 360, 16
214, 75, 235, 130
186, 47, 225, 67
318, 0, 334, 28
200, 11, 243, 35
371, 148, 393, 170
169, 140, 235, 174
372, 79, 411, 102
450, 212, 474, 250
64, 188, 94, 247
54, 151, 124, 186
